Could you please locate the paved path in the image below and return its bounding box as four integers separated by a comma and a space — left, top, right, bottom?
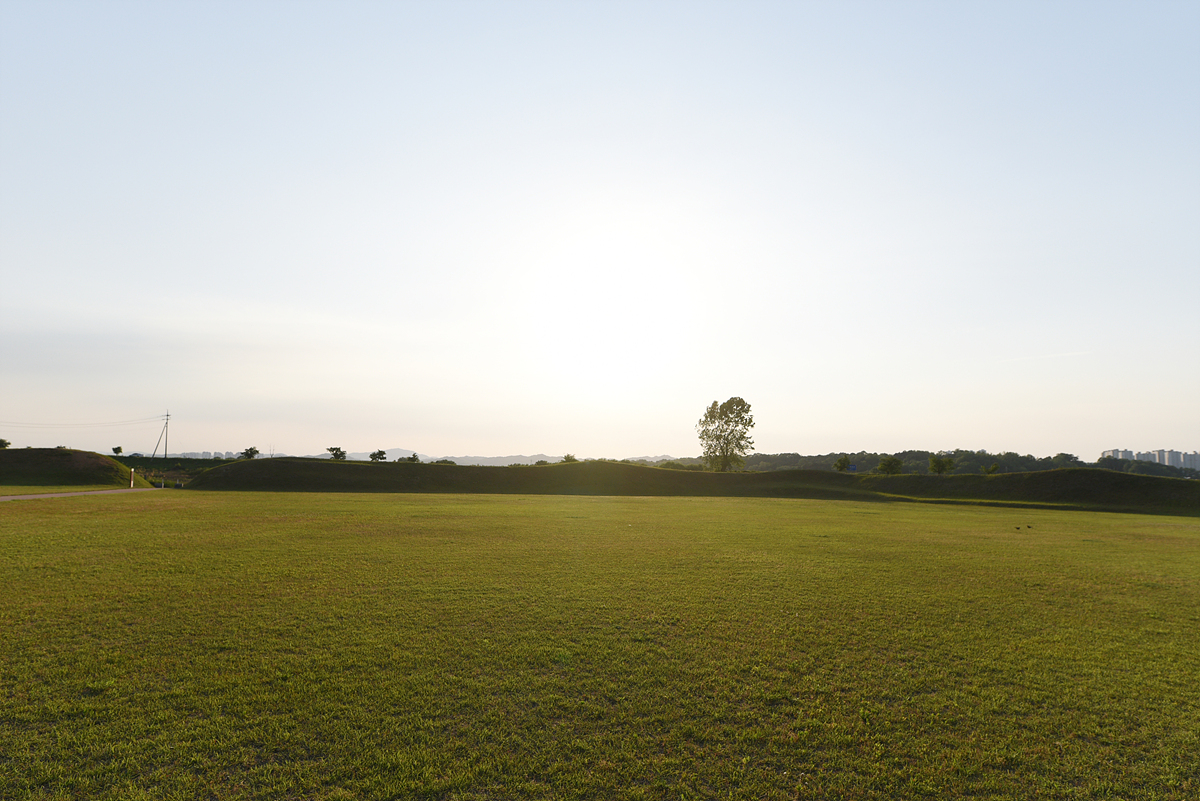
0, 488, 162, 502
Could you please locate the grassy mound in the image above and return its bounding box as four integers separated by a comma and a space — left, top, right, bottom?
0, 448, 152, 489
187, 457, 874, 500
859, 467, 1200, 512
186, 458, 1199, 514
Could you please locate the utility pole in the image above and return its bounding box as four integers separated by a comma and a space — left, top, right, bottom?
164, 410, 169, 459
150, 411, 171, 459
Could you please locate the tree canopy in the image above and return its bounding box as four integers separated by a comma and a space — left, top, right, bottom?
240, 447, 259, 460
696, 397, 755, 472
876, 455, 903, 475
327, 447, 346, 461
369, 449, 387, 462
929, 453, 955, 476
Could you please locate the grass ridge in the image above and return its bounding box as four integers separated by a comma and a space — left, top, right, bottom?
0, 448, 153, 489
186, 458, 1200, 515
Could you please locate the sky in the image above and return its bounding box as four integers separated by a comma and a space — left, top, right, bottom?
2, 0, 1198, 460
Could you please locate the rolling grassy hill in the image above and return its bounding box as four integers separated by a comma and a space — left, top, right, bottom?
857, 467, 1200, 512
0, 448, 153, 492
186, 458, 875, 499
186, 457, 1200, 515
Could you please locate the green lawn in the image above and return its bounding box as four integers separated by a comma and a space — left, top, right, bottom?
1, 492, 1197, 799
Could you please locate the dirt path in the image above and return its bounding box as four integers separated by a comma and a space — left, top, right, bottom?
0, 488, 162, 502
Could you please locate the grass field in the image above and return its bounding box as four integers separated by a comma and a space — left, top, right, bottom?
2, 492, 1198, 799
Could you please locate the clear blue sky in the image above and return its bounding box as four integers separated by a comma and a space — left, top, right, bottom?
2, 1, 1197, 459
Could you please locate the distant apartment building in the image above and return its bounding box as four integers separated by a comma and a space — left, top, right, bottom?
1108, 449, 1199, 469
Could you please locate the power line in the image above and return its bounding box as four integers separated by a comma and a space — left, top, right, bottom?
0, 415, 167, 429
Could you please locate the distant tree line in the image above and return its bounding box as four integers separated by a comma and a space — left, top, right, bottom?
719, 450, 1197, 479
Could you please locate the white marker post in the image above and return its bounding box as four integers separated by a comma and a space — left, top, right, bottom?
130, 468, 135, 488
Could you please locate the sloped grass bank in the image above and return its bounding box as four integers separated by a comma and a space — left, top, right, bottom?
1, 492, 1197, 799
114, 454, 237, 485
0, 448, 152, 490
858, 468, 1200, 514
187, 458, 1200, 515
187, 457, 876, 500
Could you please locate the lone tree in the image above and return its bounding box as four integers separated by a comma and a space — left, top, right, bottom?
696, 397, 755, 472
929, 452, 955, 476
0, 439, 9, 449
561, 453, 578, 463
833, 455, 851, 472
369, 449, 387, 462
240, 446, 259, 460
876, 455, 903, 475
112, 446, 123, 456
327, 447, 347, 461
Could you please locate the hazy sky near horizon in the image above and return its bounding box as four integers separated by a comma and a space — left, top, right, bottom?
2, 1, 1197, 460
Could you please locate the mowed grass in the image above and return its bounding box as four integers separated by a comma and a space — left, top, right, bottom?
1, 493, 1197, 800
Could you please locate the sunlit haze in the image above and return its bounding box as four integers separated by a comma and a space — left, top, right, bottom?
3, 1, 1197, 460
